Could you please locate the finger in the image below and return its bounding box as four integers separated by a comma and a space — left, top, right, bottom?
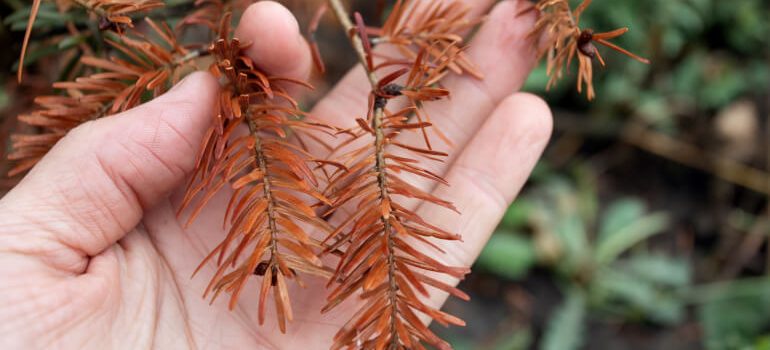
0, 72, 219, 272
391, 0, 538, 194
420, 93, 552, 303
235, 1, 313, 81
310, 0, 497, 130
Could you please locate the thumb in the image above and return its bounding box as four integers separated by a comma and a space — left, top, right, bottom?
0, 72, 218, 269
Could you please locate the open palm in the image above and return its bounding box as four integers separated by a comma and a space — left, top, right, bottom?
0, 1, 551, 349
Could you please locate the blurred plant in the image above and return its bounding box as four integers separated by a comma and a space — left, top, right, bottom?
689, 278, 770, 350
476, 165, 687, 350
15, 0, 165, 81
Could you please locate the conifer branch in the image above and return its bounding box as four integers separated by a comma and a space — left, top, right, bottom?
179, 15, 334, 333
323, 1, 475, 348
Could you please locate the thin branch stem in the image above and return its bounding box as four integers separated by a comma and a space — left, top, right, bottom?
327, 0, 401, 345
248, 114, 281, 273
374, 106, 400, 346
327, 0, 379, 88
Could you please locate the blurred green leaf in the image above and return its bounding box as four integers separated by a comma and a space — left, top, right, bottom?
491, 329, 533, 350
698, 279, 770, 350
572, 164, 599, 226
523, 65, 549, 94
598, 198, 645, 239
57, 34, 87, 50
4, 3, 75, 30
595, 198, 670, 265
3, 0, 24, 10
542, 289, 586, 350
592, 254, 690, 325
533, 177, 591, 271
0, 86, 8, 108
445, 336, 473, 350
11, 43, 63, 70
593, 266, 685, 325
500, 199, 535, 230
622, 254, 691, 288
477, 232, 536, 280
753, 336, 770, 350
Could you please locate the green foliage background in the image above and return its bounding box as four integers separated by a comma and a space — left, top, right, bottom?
442, 0, 770, 349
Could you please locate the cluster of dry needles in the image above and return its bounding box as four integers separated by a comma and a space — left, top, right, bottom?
8, 0, 647, 348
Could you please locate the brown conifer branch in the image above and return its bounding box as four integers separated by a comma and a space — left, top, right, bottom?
327, 1, 403, 343
323, 2, 475, 348
326, 1, 410, 347
179, 18, 335, 333
246, 115, 282, 286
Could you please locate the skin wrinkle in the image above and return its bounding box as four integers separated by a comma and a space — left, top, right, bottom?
452, 163, 510, 213
111, 232, 151, 349
37, 239, 89, 275
144, 228, 199, 349
146, 200, 266, 350
105, 242, 128, 347
95, 152, 143, 245
24, 280, 93, 347
158, 264, 199, 349
2, 204, 91, 274
75, 265, 114, 321
1, 284, 55, 331
74, 161, 129, 253
135, 116, 185, 177
130, 128, 187, 184
96, 146, 143, 214
49, 165, 117, 241
113, 137, 160, 204
119, 233, 157, 349
22, 74, 217, 265
141, 93, 207, 150
150, 244, 162, 350
40, 292, 103, 348
156, 106, 200, 153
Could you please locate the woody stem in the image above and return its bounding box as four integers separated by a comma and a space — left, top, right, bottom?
247, 117, 280, 269
327, 0, 401, 345
326, 0, 379, 89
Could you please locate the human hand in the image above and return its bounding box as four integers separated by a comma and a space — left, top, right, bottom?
0, 1, 551, 349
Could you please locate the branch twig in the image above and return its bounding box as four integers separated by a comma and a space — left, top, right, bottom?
326, 0, 379, 88
325, 0, 402, 346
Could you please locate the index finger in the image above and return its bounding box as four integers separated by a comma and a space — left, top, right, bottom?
235, 1, 313, 81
